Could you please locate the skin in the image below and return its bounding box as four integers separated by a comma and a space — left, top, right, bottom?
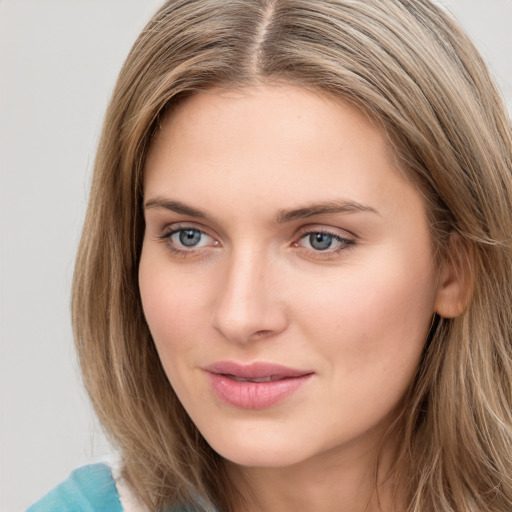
139, 84, 456, 512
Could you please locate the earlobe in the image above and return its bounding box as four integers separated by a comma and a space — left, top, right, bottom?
434, 234, 474, 319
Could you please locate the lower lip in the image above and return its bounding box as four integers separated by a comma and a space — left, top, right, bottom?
206, 373, 313, 409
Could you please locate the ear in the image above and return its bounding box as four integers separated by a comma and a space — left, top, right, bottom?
434, 234, 473, 318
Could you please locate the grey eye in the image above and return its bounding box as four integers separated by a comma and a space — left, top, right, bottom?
309, 233, 333, 251
162, 227, 217, 253
177, 229, 202, 247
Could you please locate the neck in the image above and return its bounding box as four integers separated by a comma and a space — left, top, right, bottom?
227, 427, 403, 512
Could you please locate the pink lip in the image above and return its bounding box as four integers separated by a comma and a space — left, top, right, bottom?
204, 361, 314, 410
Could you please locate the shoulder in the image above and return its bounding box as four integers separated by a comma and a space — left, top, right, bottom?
26, 463, 123, 512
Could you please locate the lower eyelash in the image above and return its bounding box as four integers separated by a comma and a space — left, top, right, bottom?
157, 228, 201, 254
156, 227, 353, 258
300, 231, 355, 253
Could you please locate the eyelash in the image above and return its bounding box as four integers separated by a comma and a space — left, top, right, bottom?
158, 225, 355, 258
158, 225, 218, 257
294, 229, 355, 255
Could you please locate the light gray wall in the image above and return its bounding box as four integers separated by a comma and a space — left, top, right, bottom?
0, 2, 164, 511
1, 1, 510, 511
442, 0, 512, 111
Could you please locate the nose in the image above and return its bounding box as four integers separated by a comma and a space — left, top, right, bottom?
211, 248, 288, 344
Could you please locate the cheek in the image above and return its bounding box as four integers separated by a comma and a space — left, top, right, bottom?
292, 251, 437, 383
138, 247, 209, 362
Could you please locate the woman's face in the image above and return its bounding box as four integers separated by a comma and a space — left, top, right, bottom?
139, 84, 441, 469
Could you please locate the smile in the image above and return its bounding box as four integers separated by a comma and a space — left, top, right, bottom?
228, 375, 282, 383
204, 362, 314, 409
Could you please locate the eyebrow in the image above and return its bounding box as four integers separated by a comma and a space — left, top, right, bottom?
275, 200, 379, 223
144, 198, 210, 219
144, 197, 379, 223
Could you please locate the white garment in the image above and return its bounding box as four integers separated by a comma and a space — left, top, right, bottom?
111, 463, 149, 512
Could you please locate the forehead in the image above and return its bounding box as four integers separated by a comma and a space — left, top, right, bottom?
143, 84, 424, 225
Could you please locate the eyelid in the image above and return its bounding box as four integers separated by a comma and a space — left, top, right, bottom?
295, 223, 356, 241
159, 221, 215, 239
155, 221, 355, 257
293, 225, 356, 254
158, 222, 220, 254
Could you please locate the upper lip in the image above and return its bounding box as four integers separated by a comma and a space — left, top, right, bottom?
204, 361, 314, 379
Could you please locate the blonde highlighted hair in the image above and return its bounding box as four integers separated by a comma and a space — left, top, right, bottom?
72, 1, 512, 510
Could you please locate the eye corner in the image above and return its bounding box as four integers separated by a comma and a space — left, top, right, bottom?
155, 224, 221, 258
293, 228, 356, 257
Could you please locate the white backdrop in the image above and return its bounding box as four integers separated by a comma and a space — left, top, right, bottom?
1, 1, 511, 511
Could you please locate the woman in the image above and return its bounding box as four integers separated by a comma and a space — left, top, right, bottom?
28, 0, 512, 511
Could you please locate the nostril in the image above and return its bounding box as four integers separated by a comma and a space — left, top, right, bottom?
251, 329, 274, 339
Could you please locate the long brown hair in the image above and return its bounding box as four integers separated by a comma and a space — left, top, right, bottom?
72, 1, 512, 510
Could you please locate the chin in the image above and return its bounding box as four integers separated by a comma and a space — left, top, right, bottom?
199, 425, 318, 469
217, 444, 307, 469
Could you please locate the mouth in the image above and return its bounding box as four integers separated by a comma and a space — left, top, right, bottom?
205, 361, 313, 379
204, 361, 314, 409
227, 375, 286, 383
